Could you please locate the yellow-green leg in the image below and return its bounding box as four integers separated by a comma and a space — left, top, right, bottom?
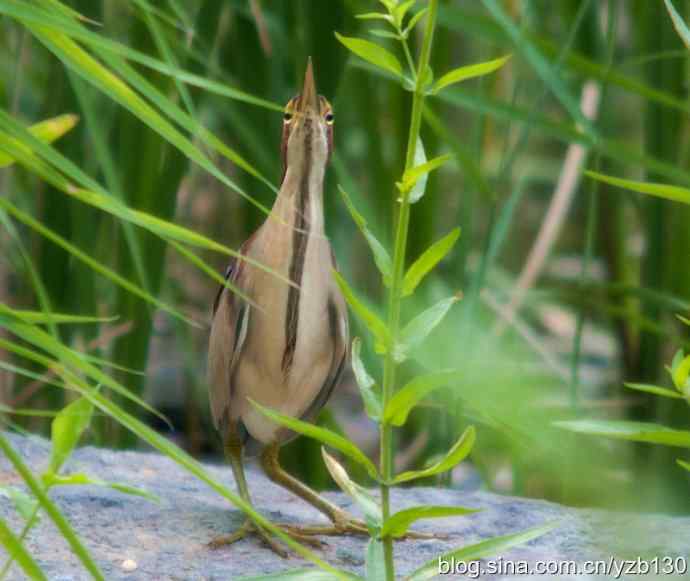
209, 433, 323, 556
260, 443, 369, 536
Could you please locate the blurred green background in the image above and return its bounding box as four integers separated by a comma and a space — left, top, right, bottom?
1, 0, 689, 518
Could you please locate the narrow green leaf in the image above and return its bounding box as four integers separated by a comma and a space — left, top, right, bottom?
338, 186, 392, 284
396, 294, 461, 362
351, 338, 382, 421
406, 522, 559, 581
322, 449, 381, 529
49, 396, 94, 473
365, 538, 386, 581
335, 33, 402, 77
394, 0, 416, 27
586, 171, 690, 206
0, 516, 47, 581
44, 473, 159, 503
381, 505, 479, 539
369, 29, 401, 41
400, 153, 452, 202
677, 459, 690, 472
678, 315, 690, 326
555, 420, 690, 448
333, 272, 390, 352
0, 434, 105, 580
432, 55, 510, 94
624, 383, 684, 399
403, 8, 428, 37
402, 228, 461, 297
0, 486, 38, 520
384, 371, 461, 426
249, 399, 379, 479
0, 113, 78, 168
405, 138, 427, 203
664, 0, 690, 49
393, 426, 475, 484
355, 12, 393, 22
11, 311, 117, 325
671, 353, 690, 394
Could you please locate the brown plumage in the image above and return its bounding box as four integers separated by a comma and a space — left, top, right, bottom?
206, 61, 367, 556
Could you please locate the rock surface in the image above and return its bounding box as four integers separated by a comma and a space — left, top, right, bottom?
1, 433, 689, 580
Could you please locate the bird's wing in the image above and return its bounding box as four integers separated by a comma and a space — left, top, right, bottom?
207, 258, 250, 431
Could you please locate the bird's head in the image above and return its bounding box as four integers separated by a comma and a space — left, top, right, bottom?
280, 59, 334, 184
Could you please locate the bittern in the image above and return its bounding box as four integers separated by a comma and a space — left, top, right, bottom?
207, 61, 366, 556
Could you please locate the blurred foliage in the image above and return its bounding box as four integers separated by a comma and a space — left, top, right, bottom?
0, 0, 689, 539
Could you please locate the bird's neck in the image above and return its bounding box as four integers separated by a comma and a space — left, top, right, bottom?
274, 161, 327, 235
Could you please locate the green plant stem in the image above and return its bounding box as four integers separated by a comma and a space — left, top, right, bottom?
379, 2, 438, 580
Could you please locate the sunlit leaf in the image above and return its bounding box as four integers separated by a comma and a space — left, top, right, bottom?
671, 352, 690, 394
394, 0, 416, 28
333, 272, 390, 353
396, 294, 461, 362
406, 522, 559, 581
403, 8, 428, 37
250, 399, 379, 479
586, 171, 690, 206
351, 338, 382, 421
399, 153, 452, 202
356, 12, 393, 22
624, 383, 684, 399
335, 33, 402, 77
555, 420, 690, 447
384, 371, 461, 426
402, 228, 461, 297
0, 515, 47, 581
322, 449, 381, 529
0, 113, 78, 168
11, 311, 117, 325
677, 459, 690, 472
393, 426, 475, 483
381, 505, 479, 539
49, 396, 94, 473
431, 55, 511, 94
43, 472, 159, 503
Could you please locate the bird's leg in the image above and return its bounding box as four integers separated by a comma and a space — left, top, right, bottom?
208, 432, 323, 556
260, 443, 369, 536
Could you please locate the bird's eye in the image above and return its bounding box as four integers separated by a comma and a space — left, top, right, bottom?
325, 112, 334, 124
283, 112, 293, 122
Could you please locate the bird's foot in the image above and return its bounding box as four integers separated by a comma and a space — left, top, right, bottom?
208, 519, 324, 558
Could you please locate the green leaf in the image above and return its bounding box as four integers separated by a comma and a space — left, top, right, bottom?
0, 515, 48, 581
356, 12, 393, 22
322, 449, 381, 530
670, 353, 690, 394
393, 426, 475, 484
403, 8, 428, 37
369, 29, 401, 41
249, 399, 379, 479
0, 433, 105, 580
0, 113, 78, 168
406, 522, 559, 581
677, 459, 690, 472
554, 420, 690, 448
333, 272, 390, 352
394, 0, 416, 28
335, 33, 402, 77
381, 505, 479, 539
402, 228, 461, 297
49, 396, 94, 473
431, 55, 511, 94
43, 472, 159, 503
351, 338, 382, 421
396, 294, 461, 362
338, 186, 392, 284
399, 153, 452, 203
624, 383, 684, 399
664, 0, 690, 49
384, 371, 461, 426
678, 314, 690, 326
365, 538, 386, 581
0, 486, 38, 521
11, 311, 117, 325
586, 171, 690, 206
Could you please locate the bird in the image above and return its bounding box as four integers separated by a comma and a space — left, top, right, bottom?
206, 60, 367, 556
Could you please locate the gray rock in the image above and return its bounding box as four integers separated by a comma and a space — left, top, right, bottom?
1, 433, 689, 580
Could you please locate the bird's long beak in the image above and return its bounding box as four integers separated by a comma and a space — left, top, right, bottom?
297, 58, 319, 115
